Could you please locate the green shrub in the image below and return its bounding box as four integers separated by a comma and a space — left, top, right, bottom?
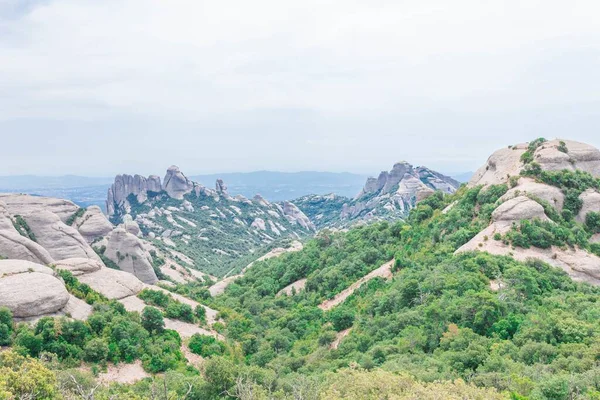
141, 307, 165, 333
586, 212, 600, 233
188, 334, 226, 358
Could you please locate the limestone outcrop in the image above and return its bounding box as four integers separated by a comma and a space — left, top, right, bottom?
282, 201, 316, 231
0, 201, 54, 264
106, 174, 162, 216
499, 178, 565, 211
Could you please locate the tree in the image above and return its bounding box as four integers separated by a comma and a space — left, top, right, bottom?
330, 308, 355, 332
142, 307, 165, 334
0, 307, 12, 346
83, 338, 109, 363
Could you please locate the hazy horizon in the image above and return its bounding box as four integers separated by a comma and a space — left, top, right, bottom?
2, 1, 600, 176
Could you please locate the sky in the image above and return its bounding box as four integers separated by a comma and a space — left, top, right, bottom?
1, 0, 599, 177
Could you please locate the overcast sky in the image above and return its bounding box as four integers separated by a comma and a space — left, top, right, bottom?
1, 0, 599, 177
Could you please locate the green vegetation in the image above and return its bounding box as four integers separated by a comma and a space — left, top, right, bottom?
93, 245, 121, 270
57, 269, 108, 305
65, 207, 86, 226
520, 137, 547, 164
138, 288, 196, 323
188, 334, 227, 358
12, 215, 36, 242
116, 189, 315, 277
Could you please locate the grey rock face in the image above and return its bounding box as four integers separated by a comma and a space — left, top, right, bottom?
492, 196, 547, 222
577, 189, 600, 224
282, 201, 316, 231
76, 206, 114, 243
470, 139, 600, 187
215, 179, 228, 195
0, 194, 79, 223
20, 210, 101, 262
163, 166, 194, 200
107, 174, 163, 216
0, 201, 55, 264
54, 258, 103, 276
0, 194, 100, 263
0, 260, 70, 318
102, 227, 158, 284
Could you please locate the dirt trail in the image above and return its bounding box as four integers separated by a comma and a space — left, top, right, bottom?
319, 259, 394, 311
95, 360, 150, 384
277, 278, 307, 297
118, 295, 224, 340
209, 241, 304, 296
331, 328, 352, 350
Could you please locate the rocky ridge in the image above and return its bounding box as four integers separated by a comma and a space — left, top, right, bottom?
457, 138, 600, 285
294, 162, 460, 228
106, 166, 316, 276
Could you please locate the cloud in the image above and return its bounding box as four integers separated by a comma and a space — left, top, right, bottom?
1, 0, 600, 175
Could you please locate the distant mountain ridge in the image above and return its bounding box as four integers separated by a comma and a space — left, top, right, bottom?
190, 171, 368, 201
293, 161, 461, 228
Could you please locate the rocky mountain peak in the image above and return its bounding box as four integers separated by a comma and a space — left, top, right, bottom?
215, 179, 228, 195
163, 165, 194, 200
469, 139, 600, 187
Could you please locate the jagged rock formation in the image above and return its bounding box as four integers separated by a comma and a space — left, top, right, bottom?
294, 162, 460, 228
163, 165, 194, 199
106, 166, 316, 276
457, 138, 600, 285
470, 139, 600, 187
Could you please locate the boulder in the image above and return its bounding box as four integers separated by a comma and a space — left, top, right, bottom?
163, 166, 194, 200
492, 196, 548, 223
103, 228, 158, 284
76, 206, 114, 243
0, 260, 70, 318
122, 214, 141, 236
499, 178, 565, 211
77, 267, 145, 299
577, 189, 600, 224
54, 258, 103, 276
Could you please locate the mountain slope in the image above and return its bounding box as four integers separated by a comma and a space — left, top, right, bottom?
294, 161, 460, 228
106, 166, 316, 276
